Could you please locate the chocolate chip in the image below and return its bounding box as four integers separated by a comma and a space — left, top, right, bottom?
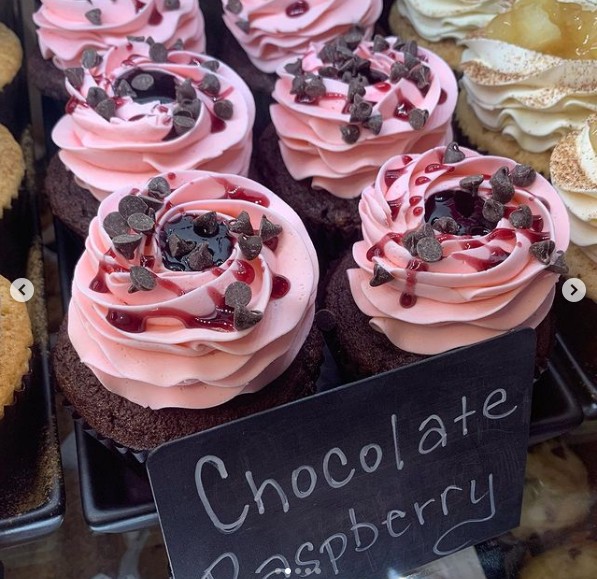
347, 76, 367, 102
407, 63, 430, 90
319, 66, 338, 79
236, 19, 250, 33
193, 211, 218, 236
145, 36, 155, 46
343, 26, 364, 50
112, 233, 143, 259
214, 99, 234, 120
370, 264, 393, 287
131, 73, 155, 92
87, 87, 108, 108
340, 124, 360, 144
509, 205, 532, 229
417, 237, 442, 262
226, 0, 242, 14
175, 98, 201, 119
127, 35, 145, 43
95, 99, 116, 121
392, 37, 405, 50
147, 176, 171, 199
81, 48, 102, 69
511, 164, 536, 187
259, 215, 282, 242
171, 39, 183, 51
119, 195, 148, 219
129, 266, 156, 292
459, 174, 484, 193
404, 52, 420, 70
317, 43, 338, 63
65, 67, 84, 89
225, 281, 252, 308
408, 108, 428, 130
529, 240, 555, 264
233, 306, 262, 331
127, 212, 155, 234
364, 114, 383, 135
85, 9, 102, 25
138, 195, 163, 212
228, 211, 253, 235
402, 40, 418, 56
201, 60, 220, 72
199, 74, 220, 97
173, 115, 195, 136
482, 199, 504, 223
402, 231, 418, 256
290, 74, 306, 96
339, 57, 357, 76
115, 79, 136, 98
307, 76, 327, 100
103, 212, 128, 239
414, 223, 434, 241
284, 59, 303, 75
368, 69, 388, 84
389, 61, 409, 83
239, 234, 262, 260
149, 42, 169, 63
432, 216, 459, 234
176, 78, 195, 103
547, 250, 568, 274
164, 0, 181, 10
187, 243, 213, 271
372, 34, 390, 52
168, 233, 196, 258
490, 166, 515, 203
443, 142, 466, 164
349, 95, 372, 123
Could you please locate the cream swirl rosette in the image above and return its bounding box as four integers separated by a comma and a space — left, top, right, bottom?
68, 171, 319, 410
33, 0, 206, 70
348, 144, 569, 354
271, 35, 457, 199
52, 40, 255, 200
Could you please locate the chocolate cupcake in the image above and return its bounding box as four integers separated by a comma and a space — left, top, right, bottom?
54, 170, 322, 454
46, 39, 256, 238
258, 32, 457, 260
0, 21, 24, 136
324, 143, 569, 381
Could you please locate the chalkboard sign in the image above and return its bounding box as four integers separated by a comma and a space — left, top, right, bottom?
148, 329, 535, 579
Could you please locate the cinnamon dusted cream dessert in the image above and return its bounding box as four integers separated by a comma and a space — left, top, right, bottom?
457, 0, 597, 176
53, 170, 322, 454
324, 143, 569, 380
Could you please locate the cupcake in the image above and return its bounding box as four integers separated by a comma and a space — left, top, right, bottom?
518, 542, 597, 579
324, 143, 569, 381
0, 21, 24, 136
457, 0, 597, 176
46, 39, 256, 238
388, 0, 512, 70
31, 0, 206, 101
259, 32, 457, 258
53, 170, 322, 455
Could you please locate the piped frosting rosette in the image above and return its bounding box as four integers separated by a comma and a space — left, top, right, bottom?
68, 171, 319, 410
271, 33, 457, 198
33, 0, 206, 70
222, 0, 382, 73
348, 143, 569, 355
52, 40, 255, 201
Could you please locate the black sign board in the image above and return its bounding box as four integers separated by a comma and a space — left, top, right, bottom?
148, 329, 535, 579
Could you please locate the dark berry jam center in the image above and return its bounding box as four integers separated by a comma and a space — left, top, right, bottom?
424, 190, 495, 236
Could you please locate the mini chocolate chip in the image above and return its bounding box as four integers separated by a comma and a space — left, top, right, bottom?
443, 142, 466, 164
364, 114, 383, 135
402, 231, 418, 256
214, 99, 234, 120
290, 74, 306, 96
417, 237, 442, 262
176, 78, 195, 102
372, 35, 390, 52
370, 264, 393, 287
368, 69, 389, 84
343, 26, 364, 50
228, 211, 253, 235
147, 176, 171, 199
95, 99, 116, 121
129, 266, 156, 292
339, 57, 357, 76
529, 240, 555, 264
87, 86, 108, 108
356, 55, 371, 75
149, 42, 169, 63
459, 174, 484, 193
131, 73, 155, 92
239, 234, 263, 260
127, 35, 145, 43
236, 19, 250, 33
284, 59, 303, 75
490, 166, 515, 203
404, 52, 420, 70
317, 43, 337, 63
138, 195, 164, 212
414, 223, 434, 241
201, 60, 220, 72
304, 75, 326, 100
112, 233, 143, 260
340, 124, 360, 144
319, 66, 339, 79
145, 36, 155, 46
81, 48, 102, 69
85, 9, 102, 25
199, 74, 220, 97
347, 76, 367, 102
176, 98, 201, 119
226, 0, 242, 14
193, 211, 218, 236
127, 212, 155, 234
389, 61, 409, 83
171, 39, 183, 50
547, 250, 568, 274
341, 71, 353, 83
402, 40, 418, 56
187, 243, 213, 271
511, 164, 536, 187
408, 108, 428, 130
482, 198, 505, 223
173, 115, 195, 136
234, 306, 263, 331
349, 95, 373, 123
103, 212, 128, 239
164, 0, 181, 10
225, 281, 252, 308
65, 67, 84, 89
259, 215, 282, 241
115, 79, 137, 98
315, 309, 337, 332
392, 37, 405, 50
119, 195, 148, 219
432, 216, 459, 234
168, 233, 196, 258
407, 63, 430, 89
509, 205, 532, 229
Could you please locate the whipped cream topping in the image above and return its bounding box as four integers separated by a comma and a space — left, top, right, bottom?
68, 171, 319, 410
221, 0, 382, 74
271, 35, 457, 199
396, 0, 512, 42
460, 37, 597, 153
348, 144, 569, 355
52, 41, 255, 201
33, 0, 206, 70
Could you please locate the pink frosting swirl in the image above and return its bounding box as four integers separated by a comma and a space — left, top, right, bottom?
271, 37, 457, 199
221, 0, 382, 73
348, 145, 570, 354
33, 0, 206, 70
68, 171, 319, 410
52, 41, 255, 201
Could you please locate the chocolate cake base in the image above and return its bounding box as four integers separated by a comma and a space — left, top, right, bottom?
27, 50, 69, 103
324, 252, 556, 382
54, 321, 323, 452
